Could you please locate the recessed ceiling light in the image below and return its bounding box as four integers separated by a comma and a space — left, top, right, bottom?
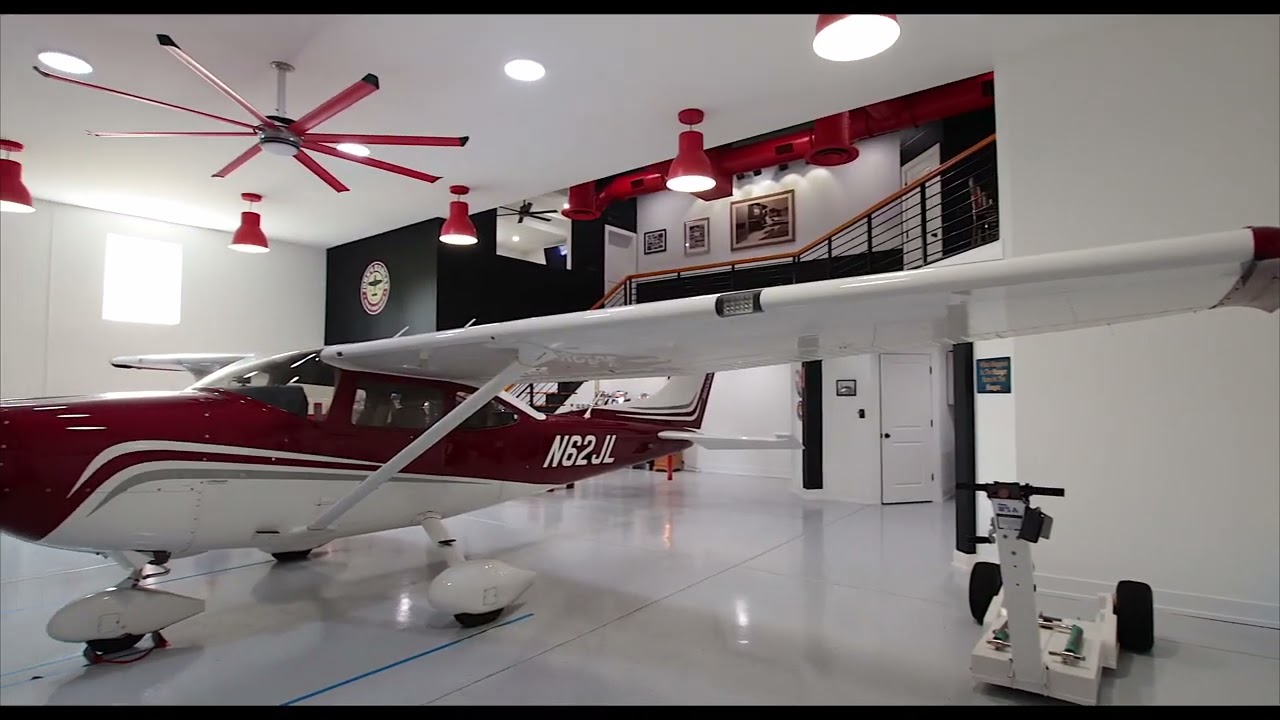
335, 143, 370, 157
37, 51, 93, 75
512, 235, 520, 242
504, 59, 545, 82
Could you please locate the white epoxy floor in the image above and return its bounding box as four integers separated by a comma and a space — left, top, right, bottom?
2, 468, 1277, 705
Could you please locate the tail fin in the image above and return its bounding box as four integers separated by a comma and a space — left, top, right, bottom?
592, 374, 715, 429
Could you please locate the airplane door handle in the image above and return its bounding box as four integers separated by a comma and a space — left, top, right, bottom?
883, 433, 891, 438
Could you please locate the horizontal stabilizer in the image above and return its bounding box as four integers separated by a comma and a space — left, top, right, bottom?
110, 353, 251, 381
658, 430, 802, 450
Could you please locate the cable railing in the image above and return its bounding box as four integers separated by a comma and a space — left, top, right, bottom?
595, 134, 998, 309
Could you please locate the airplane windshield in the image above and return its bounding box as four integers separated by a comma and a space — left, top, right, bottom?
190, 349, 337, 420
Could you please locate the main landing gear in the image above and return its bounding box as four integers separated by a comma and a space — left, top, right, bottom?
962, 481, 1154, 706
46, 550, 204, 664
419, 513, 536, 628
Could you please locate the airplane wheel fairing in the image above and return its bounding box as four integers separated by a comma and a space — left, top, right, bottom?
47, 586, 204, 643
427, 559, 535, 617
271, 549, 314, 562
454, 610, 503, 628
85, 634, 143, 655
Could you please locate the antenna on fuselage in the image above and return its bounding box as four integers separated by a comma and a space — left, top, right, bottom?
393, 326, 410, 338
463, 318, 477, 328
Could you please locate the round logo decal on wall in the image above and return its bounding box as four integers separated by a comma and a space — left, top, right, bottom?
360, 261, 390, 315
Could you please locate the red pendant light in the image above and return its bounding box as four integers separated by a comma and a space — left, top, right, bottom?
440, 185, 478, 245
230, 193, 269, 253
665, 108, 716, 194
812, 14, 901, 62
0, 139, 36, 214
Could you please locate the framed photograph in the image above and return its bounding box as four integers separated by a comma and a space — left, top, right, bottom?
729, 188, 795, 251
684, 217, 710, 256
642, 229, 667, 255
836, 379, 857, 397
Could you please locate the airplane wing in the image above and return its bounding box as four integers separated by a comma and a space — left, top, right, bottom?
321, 227, 1278, 385
110, 353, 253, 381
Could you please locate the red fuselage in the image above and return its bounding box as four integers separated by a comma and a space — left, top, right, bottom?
0, 371, 691, 548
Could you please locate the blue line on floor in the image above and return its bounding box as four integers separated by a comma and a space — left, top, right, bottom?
0, 559, 274, 616
279, 612, 536, 706
0, 662, 83, 690
0, 654, 82, 679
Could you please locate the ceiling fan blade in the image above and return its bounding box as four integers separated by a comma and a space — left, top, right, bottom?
156, 34, 276, 128
212, 144, 262, 179
295, 152, 350, 193
289, 75, 380, 135
89, 131, 256, 138
303, 142, 440, 184
302, 133, 468, 148
32, 66, 254, 130
529, 213, 553, 222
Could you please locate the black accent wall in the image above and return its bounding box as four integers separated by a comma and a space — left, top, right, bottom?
325, 218, 442, 345
327, 206, 606, 341
801, 360, 824, 490
952, 341, 977, 554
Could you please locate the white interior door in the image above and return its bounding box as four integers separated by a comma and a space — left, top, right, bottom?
880, 353, 935, 504
899, 144, 942, 269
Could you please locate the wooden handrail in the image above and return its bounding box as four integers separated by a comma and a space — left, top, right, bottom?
591, 133, 997, 309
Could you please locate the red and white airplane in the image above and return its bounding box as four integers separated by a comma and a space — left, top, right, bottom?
1, 226, 1276, 660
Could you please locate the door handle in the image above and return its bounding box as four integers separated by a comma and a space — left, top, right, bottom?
883, 433, 891, 439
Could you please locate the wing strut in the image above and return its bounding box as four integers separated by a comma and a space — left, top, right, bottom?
304, 358, 530, 532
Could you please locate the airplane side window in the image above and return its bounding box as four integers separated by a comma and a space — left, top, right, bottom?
351, 380, 446, 432
455, 392, 519, 430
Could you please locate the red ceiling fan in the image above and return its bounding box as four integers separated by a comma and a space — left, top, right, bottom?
32, 34, 468, 193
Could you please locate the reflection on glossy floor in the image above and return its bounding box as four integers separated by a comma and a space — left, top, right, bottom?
2, 469, 1277, 705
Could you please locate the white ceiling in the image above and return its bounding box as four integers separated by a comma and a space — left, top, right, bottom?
0, 14, 1128, 248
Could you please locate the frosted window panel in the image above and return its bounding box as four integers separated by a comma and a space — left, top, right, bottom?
102, 233, 182, 325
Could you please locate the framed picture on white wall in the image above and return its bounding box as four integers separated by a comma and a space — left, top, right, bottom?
642, 229, 667, 255
684, 217, 710, 256
730, 188, 795, 251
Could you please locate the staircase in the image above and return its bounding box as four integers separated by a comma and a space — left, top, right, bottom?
507, 134, 1000, 410
595, 134, 999, 309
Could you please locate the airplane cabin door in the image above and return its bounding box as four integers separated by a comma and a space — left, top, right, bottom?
879, 353, 935, 504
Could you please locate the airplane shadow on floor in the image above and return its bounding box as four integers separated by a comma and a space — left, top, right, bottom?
39, 645, 204, 706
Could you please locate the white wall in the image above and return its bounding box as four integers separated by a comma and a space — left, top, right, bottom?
0, 199, 327, 398
627, 132, 903, 275
991, 14, 1280, 627
820, 354, 880, 503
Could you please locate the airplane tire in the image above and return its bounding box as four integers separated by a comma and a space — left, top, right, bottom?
969, 561, 1002, 623
271, 549, 313, 562
86, 633, 143, 655
454, 609, 503, 628
1115, 579, 1155, 653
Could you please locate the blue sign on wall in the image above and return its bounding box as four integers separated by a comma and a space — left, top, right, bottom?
976, 356, 1012, 394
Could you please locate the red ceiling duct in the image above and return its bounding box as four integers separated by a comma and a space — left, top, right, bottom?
562, 72, 994, 221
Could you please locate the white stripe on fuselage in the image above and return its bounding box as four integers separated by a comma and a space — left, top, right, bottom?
69, 440, 381, 497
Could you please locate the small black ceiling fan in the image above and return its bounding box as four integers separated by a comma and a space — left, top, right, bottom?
496, 199, 560, 223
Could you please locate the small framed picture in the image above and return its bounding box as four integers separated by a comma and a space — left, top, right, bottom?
684, 217, 710, 255
836, 379, 857, 397
643, 229, 667, 255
